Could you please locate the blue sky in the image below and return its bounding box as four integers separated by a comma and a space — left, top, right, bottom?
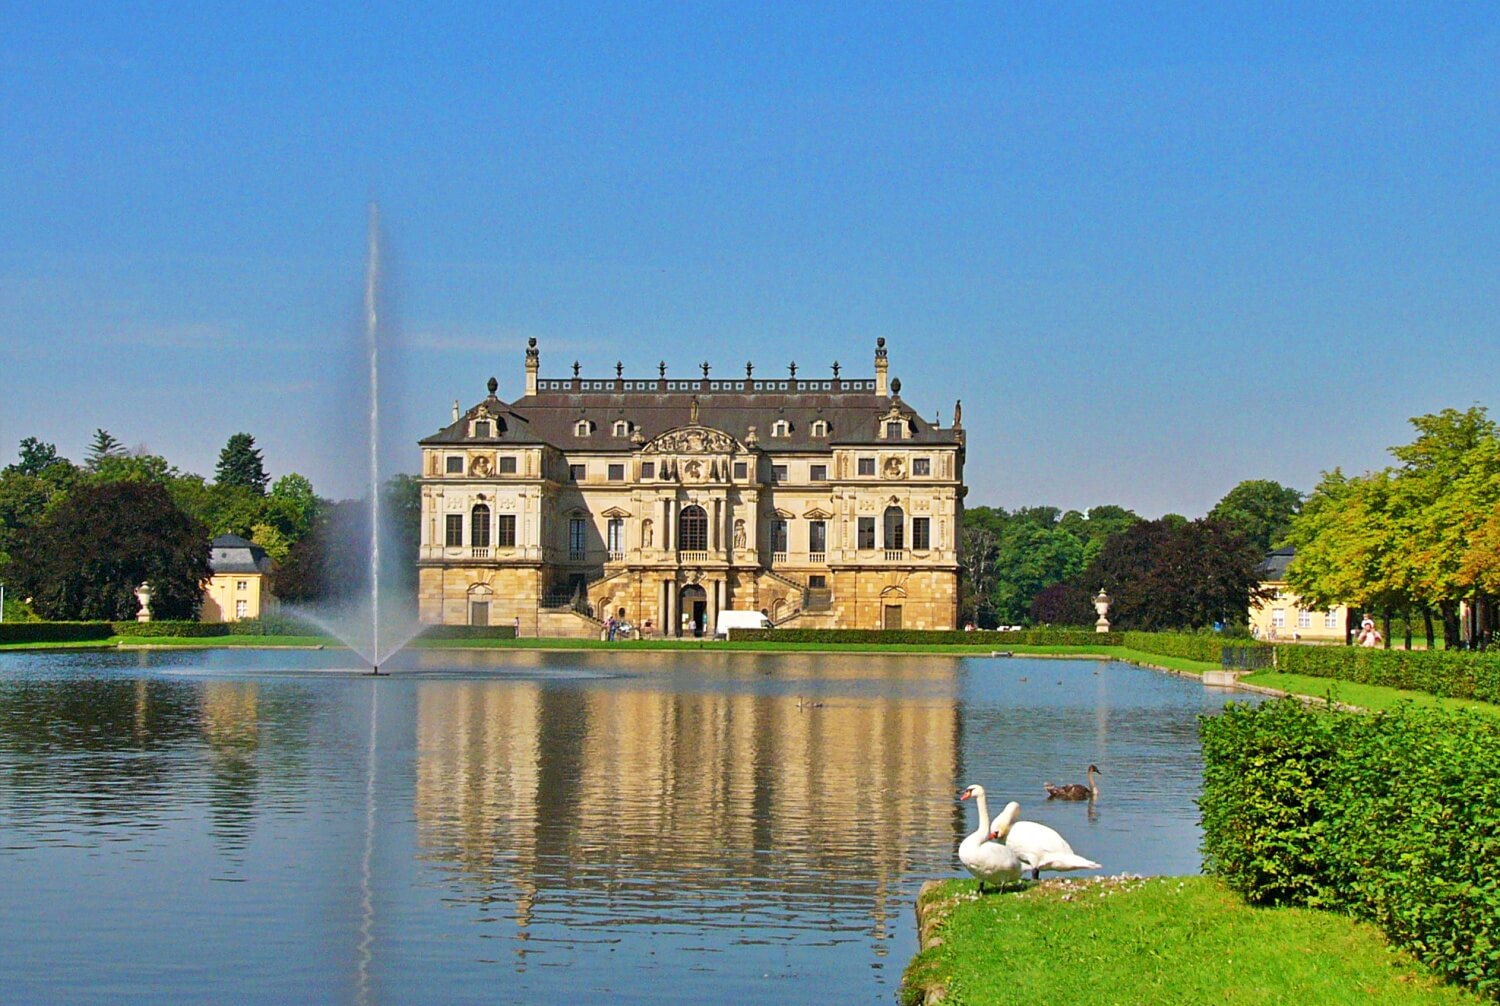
2, 3, 1496, 514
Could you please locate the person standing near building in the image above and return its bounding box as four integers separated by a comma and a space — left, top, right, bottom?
1357, 616, 1382, 648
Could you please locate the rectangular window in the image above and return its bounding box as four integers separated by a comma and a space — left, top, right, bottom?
772, 465, 787, 483
569, 464, 586, 482
912, 517, 930, 550
857, 517, 876, 549
913, 457, 931, 476
885, 421, 902, 439
497, 514, 516, 547
474, 421, 492, 438
810, 464, 827, 481
445, 514, 464, 547
733, 461, 747, 479
606, 518, 624, 552
857, 457, 875, 476
770, 519, 789, 553
569, 518, 587, 555
607, 463, 625, 481
1325, 611, 1339, 629
1271, 608, 1285, 628
236, 580, 248, 591
1297, 610, 1312, 629
446, 455, 464, 474
808, 574, 827, 589
499, 455, 517, 474
471, 509, 491, 548
884, 510, 904, 550
641, 461, 656, 479
235, 599, 248, 619
809, 520, 827, 553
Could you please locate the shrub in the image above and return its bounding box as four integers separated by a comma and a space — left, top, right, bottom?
1123, 630, 1265, 665
420, 625, 517, 640
0, 621, 114, 644
1275, 645, 1500, 704
1200, 699, 1500, 998
224, 613, 327, 636
110, 620, 230, 638
728, 628, 1120, 646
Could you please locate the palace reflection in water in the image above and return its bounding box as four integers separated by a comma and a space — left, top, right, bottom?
0, 649, 1244, 1005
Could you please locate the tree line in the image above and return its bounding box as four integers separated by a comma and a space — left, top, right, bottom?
0, 431, 417, 621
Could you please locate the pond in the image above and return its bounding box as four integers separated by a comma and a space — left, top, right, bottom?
0, 649, 1252, 1005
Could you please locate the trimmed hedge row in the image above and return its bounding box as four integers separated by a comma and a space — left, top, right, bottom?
729, 628, 1122, 646
420, 625, 518, 640
110, 620, 230, 637
1201, 699, 1500, 998
1274, 644, 1500, 704
0, 621, 115, 644
1121, 631, 1265, 664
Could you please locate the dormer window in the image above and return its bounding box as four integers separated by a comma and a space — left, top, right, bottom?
574, 419, 593, 437
612, 420, 631, 438
884, 420, 902, 439
771, 420, 791, 438
811, 420, 830, 438
474, 420, 492, 438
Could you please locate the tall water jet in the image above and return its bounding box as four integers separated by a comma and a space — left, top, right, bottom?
364, 203, 383, 674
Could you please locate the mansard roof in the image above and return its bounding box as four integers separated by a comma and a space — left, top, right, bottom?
421, 380, 961, 453
209, 534, 273, 575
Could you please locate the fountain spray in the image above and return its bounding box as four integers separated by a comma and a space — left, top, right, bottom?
365, 202, 382, 675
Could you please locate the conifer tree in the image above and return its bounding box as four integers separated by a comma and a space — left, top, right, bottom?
215, 433, 269, 495
85, 429, 127, 471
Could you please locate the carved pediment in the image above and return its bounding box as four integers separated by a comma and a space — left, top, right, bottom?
771, 507, 796, 519
642, 425, 742, 455
601, 506, 631, 518
802, 507, 833, 520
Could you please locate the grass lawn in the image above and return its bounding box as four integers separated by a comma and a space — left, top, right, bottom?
903, 876, 1477, 1006
1241, 671, 1500, 716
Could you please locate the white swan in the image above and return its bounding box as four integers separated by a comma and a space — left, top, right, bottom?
996, 800, 1102, 879
957, 784, 1025, 890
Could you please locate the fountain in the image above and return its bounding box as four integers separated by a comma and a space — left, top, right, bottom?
283, 204, 426, 672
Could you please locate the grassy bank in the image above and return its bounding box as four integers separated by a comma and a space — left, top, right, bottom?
902, 876, 1476, 1006
1241, 671, 1500, 715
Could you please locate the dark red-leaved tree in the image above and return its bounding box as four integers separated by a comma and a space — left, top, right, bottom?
7, 480, 210, 620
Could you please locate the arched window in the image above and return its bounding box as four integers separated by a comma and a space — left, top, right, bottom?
771, 419, 791, 438
811, 420, 829, 438
574, 419, 593, 437
883, 506, 904, 550
678, 505, 708, 551
613, 420, 630, 437
471, 504, 491, 548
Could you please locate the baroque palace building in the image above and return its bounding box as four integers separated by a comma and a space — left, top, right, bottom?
417, 338, 965, 637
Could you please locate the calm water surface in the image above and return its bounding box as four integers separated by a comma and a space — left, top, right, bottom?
0, 649, 1252, 1005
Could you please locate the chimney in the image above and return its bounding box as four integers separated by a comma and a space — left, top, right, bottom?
874, 337, 889, 396
524, 337, 539, 396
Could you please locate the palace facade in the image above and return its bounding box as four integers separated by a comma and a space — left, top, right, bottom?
417, 339, 965, 637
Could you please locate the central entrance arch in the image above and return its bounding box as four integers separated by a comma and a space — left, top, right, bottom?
679, 584, 707, 637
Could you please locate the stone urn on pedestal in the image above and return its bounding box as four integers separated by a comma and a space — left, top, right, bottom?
1093, 589, 1111, 633
134, 582, 153, 623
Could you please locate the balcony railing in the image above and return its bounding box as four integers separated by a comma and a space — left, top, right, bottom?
678, 550, 709, 563
471, 547, 490, 559
569, 549, 587, 562
772, 551, 788, 564
606, 550, 625, 562
807, 551, 826, 564
884, 549, 906, 562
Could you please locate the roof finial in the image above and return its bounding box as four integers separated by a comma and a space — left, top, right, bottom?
788, 361, 797, 377
701, 360, 710, 379
615, 361, 623, 378
486, 376, 498, 396
831, 360, 840, 377
891, 377, 901, 395
746, 360, 754, 377
658, 360, 667, 378
572, 360, 581, 378
953, 399, 963, 427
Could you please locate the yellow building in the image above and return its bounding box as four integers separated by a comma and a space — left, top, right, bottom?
1248, 547, 1350, 642
417, 339, 965, 637
201, 534, 274, 622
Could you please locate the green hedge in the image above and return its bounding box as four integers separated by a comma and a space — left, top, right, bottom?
1122, 631, 1266, 664
728, 628, 1121, 646
0, 621, 115, 644
223, 614, 328, 636
419, 625, 517, 640
1201, 699, 1500, 998
110, 620, 231, 637
1274, 644, 1500, 704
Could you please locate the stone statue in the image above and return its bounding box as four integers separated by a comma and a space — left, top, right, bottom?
642, 519, 653, 548
733, 519, 746, 550
134, 582, 153, 623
